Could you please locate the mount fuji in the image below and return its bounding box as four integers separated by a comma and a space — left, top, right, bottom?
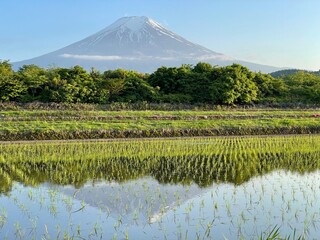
13, 16, 282, 73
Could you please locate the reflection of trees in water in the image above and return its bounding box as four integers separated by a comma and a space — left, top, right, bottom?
1, 149, 320, 195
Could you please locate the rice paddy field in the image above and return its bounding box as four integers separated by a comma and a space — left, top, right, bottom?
1, 135, 320, 239
1, 108, 320, 140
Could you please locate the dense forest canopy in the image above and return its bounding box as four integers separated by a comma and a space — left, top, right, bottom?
270, 69, 320, 78
1, 60, 319, 105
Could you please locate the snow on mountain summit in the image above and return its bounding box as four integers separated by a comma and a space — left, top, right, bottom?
62, 16, 222, 58
89, 16, 155, 44
90, 16, 188, 44
111, 16, 154, 32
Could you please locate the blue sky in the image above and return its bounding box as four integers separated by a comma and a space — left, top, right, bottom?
1, 0, 319, 70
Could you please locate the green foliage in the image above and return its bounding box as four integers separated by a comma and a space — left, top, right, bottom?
192, 62, 213, 73
253, 72, 287, 100
119, 75, 157, 102
186, 63, 219, 103
148, 66, 183, 94
283, 71, 320, 103
270, 68, 320, 78
0, 61, 320, 104
16, 64, 48, 102
0, 61, 26, 101
148, 63, 259, 104
210, 64, 258, 104
103, 69, 156, 102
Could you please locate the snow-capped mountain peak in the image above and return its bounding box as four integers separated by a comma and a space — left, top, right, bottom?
88, 16, 161, 45
78, 16, 206, 51
95, 16, 151, 37
98, 16, 173, 37
13, 16, 282, 73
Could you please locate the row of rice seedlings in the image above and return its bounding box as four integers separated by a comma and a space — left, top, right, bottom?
1, 134, 319, 161
1, 134, 319, 162
1, 135, 320, 194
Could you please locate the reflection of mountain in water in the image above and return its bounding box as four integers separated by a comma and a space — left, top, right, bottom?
59, 178, 210, 225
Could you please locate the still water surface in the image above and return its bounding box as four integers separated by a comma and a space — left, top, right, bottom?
1, 170, 319, 239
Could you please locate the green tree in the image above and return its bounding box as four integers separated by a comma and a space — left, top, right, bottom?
284, 71, 320, 103
0, 61, 26, 101
253, 72, 287, 101
89, 68, 110, 104
17, 64, 48, 101
148, 65, 193, 103
148, 66, 181, 94
102, 69, 128, 102
67, 65, 97, 103
210, 64, 258, 104
103, 69, 156, 102
114, 76, 155, 102
185, 63, 220, 103
192, 62, 213, 74
42, 67, 80, 103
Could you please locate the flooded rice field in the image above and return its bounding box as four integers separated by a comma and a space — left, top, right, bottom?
1, 135, 320, 239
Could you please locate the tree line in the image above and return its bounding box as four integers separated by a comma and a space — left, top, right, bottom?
1, 60, 319, 105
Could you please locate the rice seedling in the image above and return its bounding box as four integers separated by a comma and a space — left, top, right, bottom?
14, 221, 24, 239
0, 208, 7, 229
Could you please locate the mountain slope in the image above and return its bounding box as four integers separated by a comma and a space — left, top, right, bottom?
13, 16, 283, 73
